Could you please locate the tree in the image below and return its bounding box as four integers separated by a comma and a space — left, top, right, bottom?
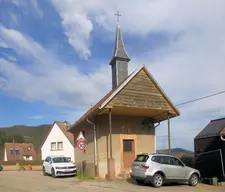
6, 134, 25, 143
0, 132, 6, 145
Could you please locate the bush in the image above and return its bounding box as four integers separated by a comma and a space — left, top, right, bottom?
0, 160, 43, 166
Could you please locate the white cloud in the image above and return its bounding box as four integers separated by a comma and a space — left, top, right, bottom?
50, 0, 225, 58
1, 0, 225, 150
0, 25, 111, 108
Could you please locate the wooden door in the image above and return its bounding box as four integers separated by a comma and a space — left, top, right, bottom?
123, 139, 135, 169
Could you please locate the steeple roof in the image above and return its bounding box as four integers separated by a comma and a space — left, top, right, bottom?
110, 23, 130, 64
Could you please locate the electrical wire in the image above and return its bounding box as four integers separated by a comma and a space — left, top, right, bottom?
175, 90, 225, 107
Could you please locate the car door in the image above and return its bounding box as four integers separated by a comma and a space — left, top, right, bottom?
44, 157, 51, 173
160, 156, 186, 180
159, 156, 175, 180
168, 157, 186, 180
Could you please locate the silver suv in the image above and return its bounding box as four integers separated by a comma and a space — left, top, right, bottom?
130, 153, 200, 188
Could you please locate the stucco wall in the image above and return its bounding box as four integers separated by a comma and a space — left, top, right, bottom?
41, 124, 75, 162
96, 114, 155, 178
72, 114, 156, 179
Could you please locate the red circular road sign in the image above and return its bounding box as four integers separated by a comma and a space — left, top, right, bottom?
77, 140, 86, 151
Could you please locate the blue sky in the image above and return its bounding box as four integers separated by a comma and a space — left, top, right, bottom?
1, 0, 225, 150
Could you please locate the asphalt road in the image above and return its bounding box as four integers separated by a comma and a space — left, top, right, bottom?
0, 171, 224, 192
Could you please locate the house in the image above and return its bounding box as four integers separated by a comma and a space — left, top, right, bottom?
3, 143, 36, 161
194, 117, 225, 180
40, 121, 75, 162
68, 22, 180, 180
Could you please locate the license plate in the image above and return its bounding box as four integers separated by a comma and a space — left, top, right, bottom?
64, 170, 71, 172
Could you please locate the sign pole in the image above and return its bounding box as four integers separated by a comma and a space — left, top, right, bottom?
76, 130, 86, 178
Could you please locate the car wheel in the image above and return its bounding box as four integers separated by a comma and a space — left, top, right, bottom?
136, 179, 145, 185
51, 168, 56, 178
42, 167, 47, 176
152, 174, 163, 188
188, 173, 199, 186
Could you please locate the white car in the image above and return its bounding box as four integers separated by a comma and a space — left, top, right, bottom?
43, 155, 76, 178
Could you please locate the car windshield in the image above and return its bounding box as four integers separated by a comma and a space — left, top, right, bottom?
52, 157, 70, 163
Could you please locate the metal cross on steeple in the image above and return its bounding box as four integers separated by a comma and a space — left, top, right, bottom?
115, 10, 121, 23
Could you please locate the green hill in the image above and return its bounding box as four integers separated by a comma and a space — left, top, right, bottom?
157, 148, 194, 156
0, 124, 51, 149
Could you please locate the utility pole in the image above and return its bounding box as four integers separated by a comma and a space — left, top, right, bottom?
167, 113, 171, 155
13, 137, 15, 161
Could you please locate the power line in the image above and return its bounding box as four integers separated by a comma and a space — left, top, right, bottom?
175, 90, 225, 107
150, 90, 225, 120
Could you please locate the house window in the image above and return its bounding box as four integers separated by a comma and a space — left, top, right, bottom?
57, 142, 63, 150
51, 142, 56, 151
15, 149, 20, 155
10, 148, 14, 155
123, 140, 133, 152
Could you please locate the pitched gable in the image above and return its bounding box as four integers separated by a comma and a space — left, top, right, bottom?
69, 65, 179, 131
40, 121, 75, 149
105, 68, 176, 114
55, 122, 74, 146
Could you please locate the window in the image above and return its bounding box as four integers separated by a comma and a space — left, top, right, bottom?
51, 142, 56, 151
57, 142, 63, 150
15, 149, 20, 155
45, 157, 51, 162
10, 148, 14, 155
123, 140, 133, 152
134, 154, 149, 162
157, 156, 171, 164
151, 155, 161, 163
169, 157, 184, 166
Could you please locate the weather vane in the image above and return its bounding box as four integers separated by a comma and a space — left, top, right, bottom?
115, 10, 121, 23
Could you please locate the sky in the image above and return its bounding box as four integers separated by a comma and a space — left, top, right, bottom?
0, 0, 225, 151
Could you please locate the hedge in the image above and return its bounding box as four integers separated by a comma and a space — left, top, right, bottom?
0, 160, 43, 166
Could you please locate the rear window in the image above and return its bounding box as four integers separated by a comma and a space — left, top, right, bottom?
134, 154, 149, 162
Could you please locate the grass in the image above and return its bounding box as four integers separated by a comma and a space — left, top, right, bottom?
77, 172, 94, 180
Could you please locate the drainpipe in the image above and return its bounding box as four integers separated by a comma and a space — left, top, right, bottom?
153, 122, 160, 153
86, 118, 97, 177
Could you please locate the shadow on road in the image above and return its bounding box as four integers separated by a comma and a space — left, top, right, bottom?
126, 177, 189, 188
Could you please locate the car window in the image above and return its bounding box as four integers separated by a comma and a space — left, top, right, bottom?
134, 154, 149, 162
169, 157, 183, 166
45, 157, 49, 162
158, 156, 170, 164
151, 155, 161, 163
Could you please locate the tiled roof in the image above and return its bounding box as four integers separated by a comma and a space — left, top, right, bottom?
195, 117, 225, 139
4, 143, 36, 161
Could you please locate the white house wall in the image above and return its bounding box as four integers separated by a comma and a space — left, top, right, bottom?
41, 124, 75, 162
4, 148, 7, 161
